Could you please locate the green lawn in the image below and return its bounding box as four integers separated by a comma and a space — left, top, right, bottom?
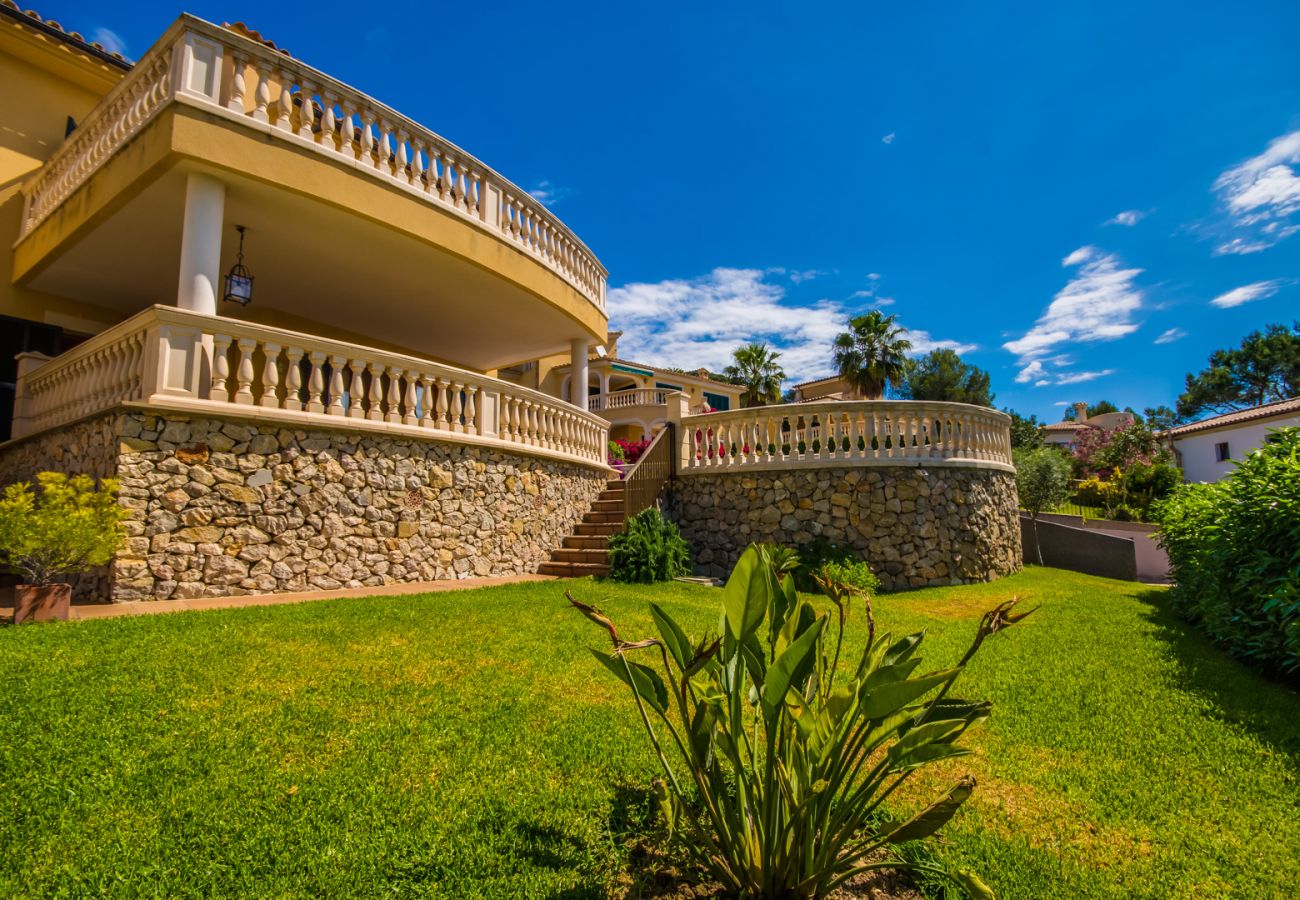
1, 568, 1297, 898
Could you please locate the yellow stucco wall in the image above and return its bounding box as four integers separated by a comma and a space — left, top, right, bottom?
0, 23, 126, 332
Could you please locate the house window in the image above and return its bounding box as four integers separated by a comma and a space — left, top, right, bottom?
1214, 442, 1230, 462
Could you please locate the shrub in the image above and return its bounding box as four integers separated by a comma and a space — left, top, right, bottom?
815, 557, 881, 597
792, 536, 861, 593
570, 543, 1027, 897
1153, 427, 1300, 675
614, 437, 653, 464
608, 440, 627, 463
606, 508, 691, 583
0, 473, 128, 585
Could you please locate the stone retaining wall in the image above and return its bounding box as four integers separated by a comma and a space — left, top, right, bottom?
666, 466, 1021, 590
0, 410, 607, 601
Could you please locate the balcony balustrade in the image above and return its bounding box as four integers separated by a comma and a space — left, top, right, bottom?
11, 306, 609, 469
18, 15, 606, 312
586, 389, 672, 412
677, 402, 1013, 472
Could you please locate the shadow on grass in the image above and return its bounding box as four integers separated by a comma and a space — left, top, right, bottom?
1134, 589, 1300, 766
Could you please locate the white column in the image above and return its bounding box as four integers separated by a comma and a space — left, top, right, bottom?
570, 337, 589, 409
177, 172, 226, 313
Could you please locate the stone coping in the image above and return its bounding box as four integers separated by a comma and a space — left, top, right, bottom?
0, 574, 556, 622
677, 457, 1016, 475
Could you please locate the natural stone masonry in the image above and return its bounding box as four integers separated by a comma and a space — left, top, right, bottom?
0, 411, 606, 601
665, 466, 1021, 590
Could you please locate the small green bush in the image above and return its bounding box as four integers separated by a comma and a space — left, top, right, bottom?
792, 536, 865, 593
1153, 427, 1300, 675
0, 472, 128, 585
815, 558, 881, 597
606, 508, 691, 583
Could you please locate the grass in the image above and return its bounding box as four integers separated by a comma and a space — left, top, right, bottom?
1, 568, 1297, 898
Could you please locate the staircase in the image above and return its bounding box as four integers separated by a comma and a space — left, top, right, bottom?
537, 478, 625, 577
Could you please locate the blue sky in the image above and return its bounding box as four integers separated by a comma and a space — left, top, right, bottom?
49, 1, 1300, 420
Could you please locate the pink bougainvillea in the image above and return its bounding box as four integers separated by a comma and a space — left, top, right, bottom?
614, 437, 653, 464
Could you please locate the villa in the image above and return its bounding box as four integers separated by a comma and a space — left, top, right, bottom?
1041, 402, 1136, 449
0, 5, 1022, 600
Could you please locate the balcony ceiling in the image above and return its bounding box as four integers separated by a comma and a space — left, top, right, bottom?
24, 163, 597, 371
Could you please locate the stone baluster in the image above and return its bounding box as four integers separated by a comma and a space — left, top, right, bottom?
448, 382, 463, 432
377, 120, 393, 175
499, 395, 514, 441
356, 110, 373, 164
404, 370, 419, 425
260, 343, 281, 407
233, 339, 256, 404
417, 374, 435, 427
378, 366, 397, 422
327, 355, 346, 415
306, 351, 326, 413
274, 72, 294, 131
365, 362, 384, 421
396, 131, 410, 184
433, 378, 448, 429
321, 93, 339, 150
250, 60, 270, 122
347, 360, 366, 418
410, 138, 425, 189
209, 334, 233, 402
463, 384, 479, 435
297, 80, 316, 139
227, 52, 247, 113
439, 153, 455, 202
283, 347, 304, 411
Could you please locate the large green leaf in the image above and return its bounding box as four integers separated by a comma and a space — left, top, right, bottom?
861, 668, 959, 719
761, 616, 826, 713
882, 776, 975, 844
649, 603, 692, 671
722, 545, 776, 642
887, 718, 967, 767
590, 648, 668, 715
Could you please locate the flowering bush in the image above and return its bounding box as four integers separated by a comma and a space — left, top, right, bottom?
0, 473, 128, 584
614, 437, 652, 464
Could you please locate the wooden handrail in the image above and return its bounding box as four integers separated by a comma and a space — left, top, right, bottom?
622, 424, 675, 523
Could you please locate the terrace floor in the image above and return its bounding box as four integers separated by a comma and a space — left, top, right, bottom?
2, 568, 1297, 898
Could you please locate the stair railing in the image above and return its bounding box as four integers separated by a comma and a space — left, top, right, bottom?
622, 424, 675, 523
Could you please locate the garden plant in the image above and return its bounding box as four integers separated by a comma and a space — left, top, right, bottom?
571, 543, 1030, 897
606, 508, 692, 583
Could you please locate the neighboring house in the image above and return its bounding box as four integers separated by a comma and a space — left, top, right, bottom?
790, 375, 865, 403
0, 5, 1024, 600
1041, 402, 1135, 449
1163, 397, 1300, 483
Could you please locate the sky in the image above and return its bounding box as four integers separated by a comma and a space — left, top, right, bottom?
46, 1, 1300, 421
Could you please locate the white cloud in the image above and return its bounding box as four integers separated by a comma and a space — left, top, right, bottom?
881, 133, 896, 145
1003, 246, 1144, 386
608, 268, 972, 384
1154, 327, 1187, 344
91, 27, 129, 58
850, 290, 895, 306
1055, 369, 1115, 385
1209, 279, 1289, 309
867, 272, 882, 280
1105, 209, 1147, 227
787, 269, 823, 284
1053, 401, 1072, 407
527, 180, 570, 206
1212, 129, 1300, 254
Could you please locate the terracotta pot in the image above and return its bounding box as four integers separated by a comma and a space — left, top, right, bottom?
13, 583, 72, 624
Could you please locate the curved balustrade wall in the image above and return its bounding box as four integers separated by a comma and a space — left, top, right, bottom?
20, 16, 606, 310
667, 402, 1021, 589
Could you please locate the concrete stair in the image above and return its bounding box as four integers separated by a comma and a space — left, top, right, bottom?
538, 479, 624, 577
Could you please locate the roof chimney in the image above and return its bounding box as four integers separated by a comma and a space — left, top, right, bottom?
1073, 401, 1088, 422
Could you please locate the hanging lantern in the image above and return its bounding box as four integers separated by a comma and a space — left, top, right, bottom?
223, 225, 254, 306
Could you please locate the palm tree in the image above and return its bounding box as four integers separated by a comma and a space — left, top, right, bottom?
724, 342, 786, 407
832, 311, 912, 400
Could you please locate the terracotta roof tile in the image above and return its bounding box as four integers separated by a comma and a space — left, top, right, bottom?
0, 0, 132, 67
1164, 396, 1300, 437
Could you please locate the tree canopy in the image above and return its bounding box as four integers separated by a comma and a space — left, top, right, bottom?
832, 311, 912, 400
897, 349, 994, 406
1005, 409, 1044, 450
723, 342, 786, 407
1176, 321, 1300, 420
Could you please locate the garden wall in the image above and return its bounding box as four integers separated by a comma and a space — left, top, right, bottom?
0, 410, 606, 601
665, 465, 1022, 590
